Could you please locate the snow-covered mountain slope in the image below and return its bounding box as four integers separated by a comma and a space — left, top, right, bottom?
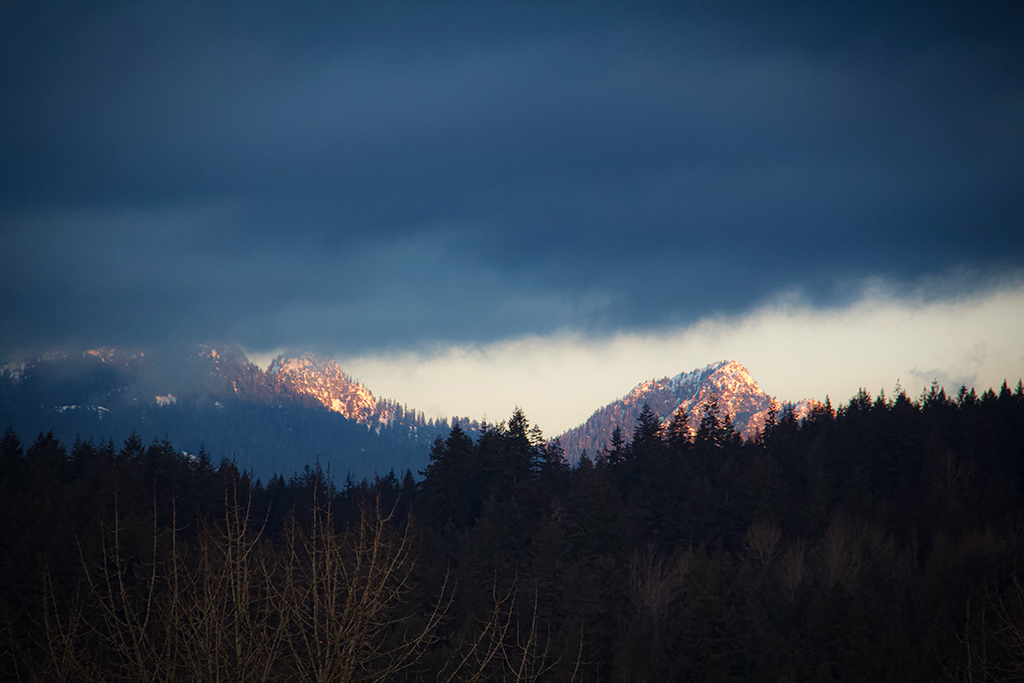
558, 360, 818, 461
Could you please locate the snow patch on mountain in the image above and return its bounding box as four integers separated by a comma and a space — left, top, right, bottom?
55, 405, 110, 419
0, 362, 28, 382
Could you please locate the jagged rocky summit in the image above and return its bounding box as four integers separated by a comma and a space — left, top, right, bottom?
558, 360, 817, 462
175, 346, 384, 423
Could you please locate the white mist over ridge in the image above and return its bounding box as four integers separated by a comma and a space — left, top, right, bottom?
335, 281, 1024, 436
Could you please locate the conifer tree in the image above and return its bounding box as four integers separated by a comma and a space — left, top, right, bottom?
0, 425, 24, 480
604, 426, 626, 467
666, 408, 692, 454
419, 422, 479, 530
631, 404, 665, 460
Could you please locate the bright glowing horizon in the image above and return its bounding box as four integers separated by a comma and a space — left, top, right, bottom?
324, 281, 1024, 437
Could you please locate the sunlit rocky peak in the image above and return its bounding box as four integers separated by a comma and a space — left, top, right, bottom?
559, 360, 817, 461
266, 352, 378, 423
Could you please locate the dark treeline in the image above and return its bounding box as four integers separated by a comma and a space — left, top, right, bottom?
2, 380, 1024, 681
0, 392, 471, 483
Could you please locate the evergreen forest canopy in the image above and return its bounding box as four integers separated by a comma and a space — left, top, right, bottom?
2, 379, 1024, 682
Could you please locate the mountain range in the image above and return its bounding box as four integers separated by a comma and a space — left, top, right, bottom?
1, 347, 812, 478
0, 345, 473, 480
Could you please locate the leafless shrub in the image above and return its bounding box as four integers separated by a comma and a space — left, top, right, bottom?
628, 544, 692, 643
743, 519, 782, 575
777, 539, 806, 601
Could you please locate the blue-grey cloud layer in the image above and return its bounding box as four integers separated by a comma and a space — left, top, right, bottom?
2, 1, 1022, 356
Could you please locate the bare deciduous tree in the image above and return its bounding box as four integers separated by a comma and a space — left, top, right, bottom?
170, 480, 285, 683
283, 491, 450, 683
43, 480, 458, 683
952, 577, 1024, 683
440, 576, 582, 683
37, 478, 576, 683
31, 569, 95, 683
75, 491, 179, 682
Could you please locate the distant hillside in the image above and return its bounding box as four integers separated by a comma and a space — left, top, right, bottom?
0, 345, 478, 480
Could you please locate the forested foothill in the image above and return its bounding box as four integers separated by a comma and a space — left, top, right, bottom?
2, 380, 1024, 682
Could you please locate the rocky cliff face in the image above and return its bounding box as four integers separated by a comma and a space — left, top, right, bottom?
265, 352, 379, 424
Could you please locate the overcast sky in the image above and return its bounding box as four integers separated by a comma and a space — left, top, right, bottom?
2, 1, 1022, 432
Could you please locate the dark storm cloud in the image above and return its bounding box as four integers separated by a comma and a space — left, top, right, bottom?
2, 1, 1022, 357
